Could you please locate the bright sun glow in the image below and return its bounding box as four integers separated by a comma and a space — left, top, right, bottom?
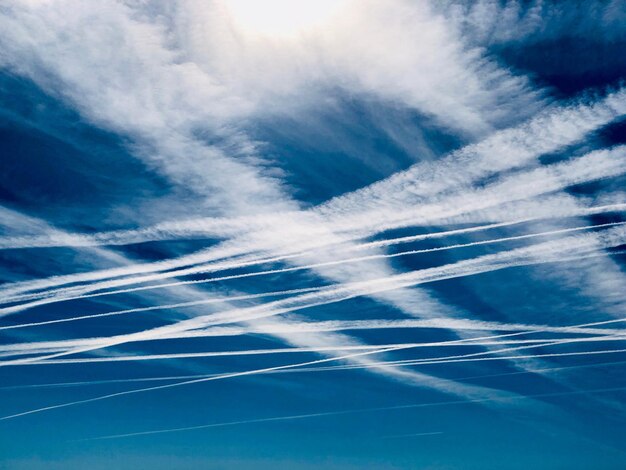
223, 0, 346, 38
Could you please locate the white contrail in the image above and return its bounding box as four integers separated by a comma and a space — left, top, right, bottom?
0, 342, 439, 421
322, 145, 626, 238
3, 218, 622, 324
7, 230, 626, 368
4, 315, 604, 420
3, 200, 624, 304
1, 89, 623, 252
317, 88, 626, 226
1, 140, 623, 407
2, 328, 624, 422
6, 335, 624, 367
3, 142, 625, 312
344, 345, 626, 370
0, 247, 267, 305
3, 330, 618, 422
265, 335, 626, 374
3, 317, 622, 356
1, 92, 620, 414
0, 241, 260, 301
0, 242, 620, 352
4, 358, 625, 392
268, 356, 626, 380
0, 215, 265, 250
0, 286, 325, 331
2, 7, 623, 421
350, 203, 626, 250
2, 211, 624, 320
0, 211, 342, 252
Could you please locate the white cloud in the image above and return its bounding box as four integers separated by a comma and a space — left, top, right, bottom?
2, 0, 625, 428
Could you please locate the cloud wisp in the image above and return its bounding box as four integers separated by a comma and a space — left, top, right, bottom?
1, 2, 626, 456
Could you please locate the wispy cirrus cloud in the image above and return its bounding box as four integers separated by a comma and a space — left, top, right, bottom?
1, 1, 625, 462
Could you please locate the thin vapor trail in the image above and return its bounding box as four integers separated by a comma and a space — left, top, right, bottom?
0, 342, 430, 421
3, 308, 626, 421
80, 385, 626, 442
347, 345, 626, 370
8, 229, 625, 368
2, 7, 625, 445
1, 87, 624, 253
4, 335, 624, 367
3, 317, 622, 356
2, 358, 625, 391
3, 219, 624, 320
0, 286, 326, 331
381, 431, 444, 439
318, 89, 626, 226
2, 144, 625, 311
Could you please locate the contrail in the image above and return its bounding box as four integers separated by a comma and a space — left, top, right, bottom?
0, 214, 267, 250
0, 342, 433, 421
9, 227, 625, 368
0, 242, 250, 300
3, 200, 624, 306
317, 88, 626, 226
79, 385, 626, 441
3, 145, 625, 312
268, 356, 626, 382
349, 203, 626, 251
0, 248, 280, 312
2, 331, 624, 422
3, 316, 622, 356
1, 88, 623, 251
3, 219, 623, 327
1, 6, 623, 431
0, 90, 616, 414
0, 286, 326, 331
381, 334, 626, 368
4, 359, 626, 392
349, 345, 626, 370
322, 145, 626, 240
11, 250, 621, 374
0, 151, 620, 414
3, 217, 624, 320
5, 335, 624, 367
381, 431, 444, 439
0, 249, 614, 366
3, 306, 625, 425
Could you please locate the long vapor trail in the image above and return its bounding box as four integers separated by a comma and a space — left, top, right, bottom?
7, 227, 625, 369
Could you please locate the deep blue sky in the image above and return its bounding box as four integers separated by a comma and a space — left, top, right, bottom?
1, 1, 626, 469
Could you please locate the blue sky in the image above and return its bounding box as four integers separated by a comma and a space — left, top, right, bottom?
0, 1, 626, 469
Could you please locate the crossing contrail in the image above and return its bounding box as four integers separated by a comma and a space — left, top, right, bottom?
6, 226, 625, 368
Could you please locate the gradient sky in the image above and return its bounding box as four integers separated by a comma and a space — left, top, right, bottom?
1, 1, 626, 469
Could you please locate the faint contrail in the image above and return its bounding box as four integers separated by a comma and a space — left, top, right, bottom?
3, 316, 622, 355
1, 88, 623, 251
1, 90, 620, 416
2, 144, 625, 311
3, 216, 624, 319
317, 88, 626, 227
8, 227, 625, 368
3, 359, 626, 392
5, 335, 624, 367
3, 334, 624, 423
342, 345, 626, 370
0, 286, 325, 331
0, 342, 432, 421
381, 431, 444, 439
79, 385, 626, 441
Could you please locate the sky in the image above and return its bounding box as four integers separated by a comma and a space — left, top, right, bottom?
0, 1, 625, 469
